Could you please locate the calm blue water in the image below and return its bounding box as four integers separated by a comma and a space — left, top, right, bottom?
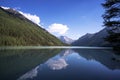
0, 47, 120, 80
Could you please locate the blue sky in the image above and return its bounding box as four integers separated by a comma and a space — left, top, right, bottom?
0, 0, 105, 39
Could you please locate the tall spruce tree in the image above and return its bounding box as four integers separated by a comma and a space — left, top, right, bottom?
102, 0, 120, 51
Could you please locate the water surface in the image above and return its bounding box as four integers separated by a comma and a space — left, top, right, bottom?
0, 47, 120, 80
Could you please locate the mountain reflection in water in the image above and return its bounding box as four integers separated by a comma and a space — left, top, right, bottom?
17, 48, 120, 80
0, 47, 120, 80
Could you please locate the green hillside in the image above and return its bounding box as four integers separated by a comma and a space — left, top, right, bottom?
0, 7, 65, 46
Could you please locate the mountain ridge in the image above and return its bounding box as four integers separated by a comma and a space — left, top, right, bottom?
0, 7, 65, 46
72, 28, 111, 46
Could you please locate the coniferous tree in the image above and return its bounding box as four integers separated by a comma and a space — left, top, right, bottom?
102, 0, 120, 51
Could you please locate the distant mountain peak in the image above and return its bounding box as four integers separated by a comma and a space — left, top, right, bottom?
59, 36, 74, 44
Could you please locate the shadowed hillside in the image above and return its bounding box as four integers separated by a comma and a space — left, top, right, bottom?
72, 28, 111, 46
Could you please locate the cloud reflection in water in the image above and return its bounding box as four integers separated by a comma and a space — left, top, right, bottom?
45, 49, 74, 70
46, 58, 68, 70
17, 66, 39, 80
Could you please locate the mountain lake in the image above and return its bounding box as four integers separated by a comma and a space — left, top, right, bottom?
0, 46, 120, 80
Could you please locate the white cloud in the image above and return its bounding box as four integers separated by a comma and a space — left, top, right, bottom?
19, 11, 41, 26
1, 6, 10, 9
47, 23, 69, 35
1, 6, 41, 26
18, 66, 39, 80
